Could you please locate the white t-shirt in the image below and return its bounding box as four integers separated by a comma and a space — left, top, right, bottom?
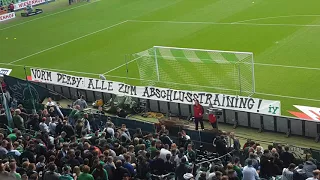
46, 101, 56, 107
159, 148, 172, 160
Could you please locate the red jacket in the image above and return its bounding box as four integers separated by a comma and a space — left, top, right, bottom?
193, 104, 204, 118
209, 114, 217, 124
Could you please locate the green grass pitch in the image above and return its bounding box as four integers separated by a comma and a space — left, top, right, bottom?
1, 0, 320, 117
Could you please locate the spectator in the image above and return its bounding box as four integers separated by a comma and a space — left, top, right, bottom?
43, 163, 60, 180
193, 99, 204, 130
8, 1, 14, 12
113, 160, 130, 180
306, 170, 320, 180
245, 152, 259, 170
59, 166, 73, 180
73, 95, 88, 110
0, 140, 8, 157
242, 159, 259, 180
175, 157, 189, 180
303, 158, 317, 178
7, 143, 21, 156
92, 163, 108, 180
280, 146, 295, 168
233, 157, 243, 180
9, 162, 21, 180
185, 144, 196, 163
293, 164, 308, 180
281, 163, 296, 180
159, 144, 171, 161
39, 117, 50, 134
13, 109, 25, 130
255, 146, 263, 160
104, 157, 115, 180
150, 150, 165, 175
122, 154, 134, 176
78, 165, 94, 180
229, 132, 241, 152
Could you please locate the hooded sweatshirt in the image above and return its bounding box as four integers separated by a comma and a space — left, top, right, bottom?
281, 168, 293, 180
303, 161, 317, 177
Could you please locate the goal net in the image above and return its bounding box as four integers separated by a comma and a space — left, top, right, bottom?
132, 46, 255, 96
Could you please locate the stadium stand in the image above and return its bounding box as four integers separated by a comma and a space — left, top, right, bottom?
0, 80, 318, 180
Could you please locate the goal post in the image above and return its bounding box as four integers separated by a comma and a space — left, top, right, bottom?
132, 46, 255, 96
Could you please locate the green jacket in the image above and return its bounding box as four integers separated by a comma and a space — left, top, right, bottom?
59, 174, 74, 180
77, 173, 94, 180
233, 165, 243, 179
13, 115, 25, 130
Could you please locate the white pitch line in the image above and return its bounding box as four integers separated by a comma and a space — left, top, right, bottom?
254, 63, 320, 71
127, 19, 320, 27
9, 20, 128, 64
0, 0, 101, 31
232, 14, 320, 24
102, 57, 140, 75
255, 92, 320, 102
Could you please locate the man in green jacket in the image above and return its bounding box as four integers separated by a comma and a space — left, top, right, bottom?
77, 165, 94, 180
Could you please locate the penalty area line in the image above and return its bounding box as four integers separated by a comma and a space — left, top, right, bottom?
102, 57, 140, 75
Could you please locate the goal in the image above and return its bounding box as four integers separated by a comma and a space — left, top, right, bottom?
132, 46, 255, 96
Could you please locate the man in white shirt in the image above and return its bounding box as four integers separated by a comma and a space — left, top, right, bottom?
159, 144, 172, 160
46, 97, 64, 119
46, 97, 56, 107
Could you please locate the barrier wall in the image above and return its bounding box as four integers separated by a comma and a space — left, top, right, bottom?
37, 82, 320, 139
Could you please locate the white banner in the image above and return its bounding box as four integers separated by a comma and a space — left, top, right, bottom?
0, 12, 16, 22
14, 0, 53, 10
30, 68, 281, 115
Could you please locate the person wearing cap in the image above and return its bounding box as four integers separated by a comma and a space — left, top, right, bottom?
193, 99, 204, 131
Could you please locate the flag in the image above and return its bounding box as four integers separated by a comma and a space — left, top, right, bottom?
1, 90, 13, 128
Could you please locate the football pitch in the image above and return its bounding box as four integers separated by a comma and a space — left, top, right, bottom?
1, 0, 320, 117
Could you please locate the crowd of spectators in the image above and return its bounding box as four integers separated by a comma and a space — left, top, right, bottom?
0, 91, 319, 180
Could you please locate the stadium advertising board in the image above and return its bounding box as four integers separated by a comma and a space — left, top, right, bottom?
0, 68, 12, 77
30, 68, 281, 115
14, 0, 53, 10
0, 12, 15, 22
